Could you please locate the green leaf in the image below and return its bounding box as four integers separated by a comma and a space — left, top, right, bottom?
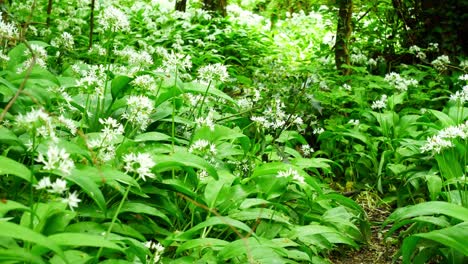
413, 223, 468, 255
48, 233, 123, 251
68, 169, 107, 213
0, 248, 46, 264
111, 75, 133, 100
110, 202, 172, 226
50, 250, 92, 264
176, 238, 229, 254
384, 201, 468, 226
0, 221, 64, 259
134, 132, 171, 142
177, 216, 254, 240
428, 109, 455, 127
184, 81, 236, 104
154, 151, 218, 180
291, 157, 332, 170
0, 200, 29, 217
229, 208, 291, 224
0, 156, 34, 183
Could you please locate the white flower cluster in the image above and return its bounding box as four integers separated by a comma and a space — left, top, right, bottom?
449, 85, 468, 104
371, 94, 388, 110
0, 12, 19, 39
421, 122, 468, 154
16, 109, 75, 142
384, 72, 418, 92
18, 44, 48, 73
115, 47, 153, 74
197, 63, 229, 83
76, 64, 107, 96
122, 95, 154, 131
277, 168, 305, 185
144, 241, 165, 263
300, 144, 314, 157
189, 139, 217, 155
35, 177, 81, 210
431, 55, 450, 71
100, 6, 130, 32
195, 111, 216, 131
132, 74, 157, 93
409, 45, 426, 60
36, 145, 75, 175
161, 50, 192, 73
87, 117, 124, 162
51, 32, 75, 50
123, 152, 156, 181
251, 99, 303, 131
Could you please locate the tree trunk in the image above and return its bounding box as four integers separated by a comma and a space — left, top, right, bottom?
88, 0, 95, 49
335, 0, 353, 75
46, 0, 53, 27
175, 0, 187, 12
203, 0, 227, 17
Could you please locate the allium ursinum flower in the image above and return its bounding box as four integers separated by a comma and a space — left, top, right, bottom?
197, 63, 229, 83
409, 45, 427, 60
51, 32, 74, 50
251, 99, 293, 130
428, 42, 439, 52
49, 178, 68, 194
197, 170, 209, 181
122, 95, 154, 131
195, 111, 215, 131
459, 60, 468, 71
301, 144, 314, 157
384, 72, 418, 92
87, 118, 124, 162
342, 84, 352, 91
162, 51, 192, 73
277, 168, 305, 185
132, 74, 157, 93
35, 176, 52, 190
36, 145, 75, 176
371, 94, 388, 110
186, 93, 204, 107
17, 44, 48, 73
88, 44, 107, 56
189, 139, 217, 155
313, 127, 325, 135
115, 47, 153, 74
76, 64, 107, 95
350, 52, 368, 65
57, 115, 77, 135
16, 108, 57, 141
449, 85, 468, 104
123, 152, 156, 181
100, 6, 130, 32
144, 241, 165, 263
431, 55, 450, 71
420, 135, 454, 154
0, 50, 9, 61
62, 191, 81, 210
0, 12, 19, 39
459, 74, 468, 82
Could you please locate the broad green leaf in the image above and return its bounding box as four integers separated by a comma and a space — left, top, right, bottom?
134, 132, 171, 142
239, 198, 270, 209
428, 109, 455, 127
229, 208, 291, 224
48, 233, 123, 251
0, 248, 45, 264
69, 168, 107, 213
177, 216, 254, 240
0, 200, 29, 217
176, 238, 229, 254
413, 223, 468, 255
111, 75, 133, 100
291, 157, 332, 170
50, 250, 92, 264
102, 222, 145, 241
384, 201, 468, 226
184, 81, 236, 104
0, 221, 64, 259
0, 156, 34, 183
154, 151, 218, 180
77, 166, 139, 187
110, 202, 172, 226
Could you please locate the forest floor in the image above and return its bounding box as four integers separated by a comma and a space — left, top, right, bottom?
329, 192, 400, 264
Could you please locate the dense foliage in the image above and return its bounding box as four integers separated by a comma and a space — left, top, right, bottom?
0, 0, 467, 263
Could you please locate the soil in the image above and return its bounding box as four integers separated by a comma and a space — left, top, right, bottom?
329, 192, 401, 264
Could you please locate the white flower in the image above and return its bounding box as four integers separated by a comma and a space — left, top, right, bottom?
189, 139, 216, 155
431, 55, 450, 71
122, 95, 154, 131
35, 177, 52, 190
342, 84, 352, 91
197, 63, 229, 83
449, 85, 468, 104
100, 6, 130, 32
132, 74, 157, 93
51, 32, 74, 50
195, 111, 215, 131
36, 145, 75, 176
123, 153, 156, 181
313, 127, 324, 135
421, 135, 454, 154
0, 13, 19, 39
371, 94, 388, 110
162, 51, 192, 73
277, 168, 305, 184
49, 178, 68, 194
301, 144, 314, 157
62, 191, 81, 210
384, 72, 418, 92
348, 119, 360, 126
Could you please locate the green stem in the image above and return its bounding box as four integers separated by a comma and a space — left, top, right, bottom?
196, 80, 212, 119
94, 184, 132, 262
